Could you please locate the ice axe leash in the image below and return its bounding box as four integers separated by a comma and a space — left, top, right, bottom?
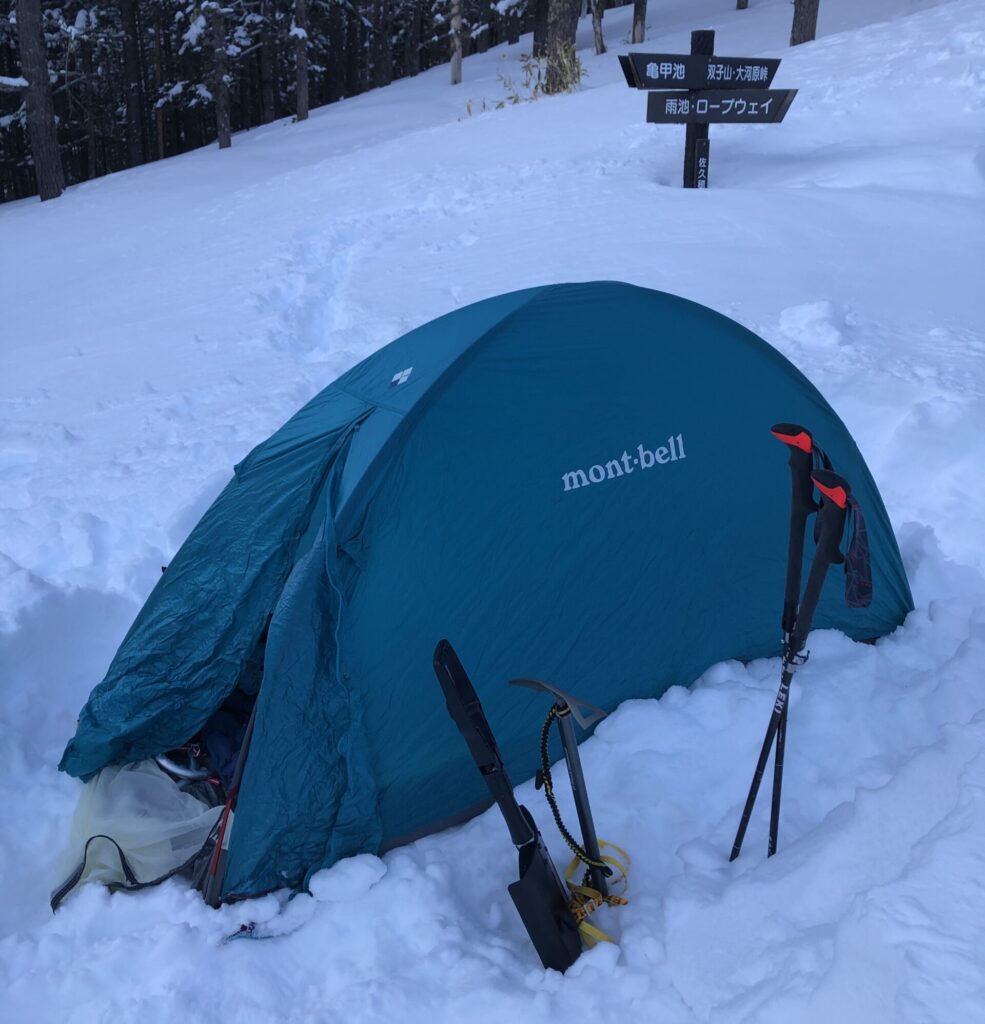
729, 464, 851, 862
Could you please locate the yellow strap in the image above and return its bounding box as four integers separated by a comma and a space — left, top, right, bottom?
562, 838, 631, 948
577, 920, 612, 948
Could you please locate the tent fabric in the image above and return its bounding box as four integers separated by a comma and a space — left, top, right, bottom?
60, 282, 913, 898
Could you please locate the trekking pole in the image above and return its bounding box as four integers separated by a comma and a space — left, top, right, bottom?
729, 468, 850, 862
768, 425, 820, 857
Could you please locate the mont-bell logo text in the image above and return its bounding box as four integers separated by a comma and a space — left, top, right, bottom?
562, 434, 686, 493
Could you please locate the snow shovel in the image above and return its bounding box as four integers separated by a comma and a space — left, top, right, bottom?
433, 639, 582, 973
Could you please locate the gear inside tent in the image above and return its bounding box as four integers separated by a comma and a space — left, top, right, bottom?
57, 281, 913, 902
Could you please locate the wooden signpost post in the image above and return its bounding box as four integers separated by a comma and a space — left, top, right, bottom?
619, 31, 797, 188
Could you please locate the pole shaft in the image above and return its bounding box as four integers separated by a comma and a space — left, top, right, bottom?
729, 672, 791, 861
768, 702, 787, 856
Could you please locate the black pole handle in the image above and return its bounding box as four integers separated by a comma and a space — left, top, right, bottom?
788, 470, 851, 656
771, 423, 818, 635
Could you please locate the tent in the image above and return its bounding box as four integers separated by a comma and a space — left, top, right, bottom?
60, 281, 913, 899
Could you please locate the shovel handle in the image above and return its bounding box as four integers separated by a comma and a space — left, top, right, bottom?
433, 640, 534, 849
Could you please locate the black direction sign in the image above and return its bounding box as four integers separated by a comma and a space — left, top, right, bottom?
646, 89, 797, 125
619, 52, 780, 91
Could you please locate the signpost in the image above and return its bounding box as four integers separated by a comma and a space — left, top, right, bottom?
619, 30, 796, 188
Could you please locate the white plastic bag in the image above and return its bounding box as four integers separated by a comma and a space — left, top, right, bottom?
54, 760, 222, 900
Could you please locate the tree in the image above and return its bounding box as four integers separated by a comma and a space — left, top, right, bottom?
119, 0, 146, 165
790, 0, 821, 46
532, 0, 548, 57
589, 0, 604, 55
544, 0, 578, 94
13, 0, 65, 200
449, 0, 461, 85
631, 0, 645, 44
294, 0, 309, 119
258, 0, 277, 122
206, 2, 231, 147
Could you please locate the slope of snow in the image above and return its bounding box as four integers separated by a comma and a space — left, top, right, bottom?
1, 0, 984, 1020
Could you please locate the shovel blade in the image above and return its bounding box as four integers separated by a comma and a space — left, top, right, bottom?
507, 809, 582, 972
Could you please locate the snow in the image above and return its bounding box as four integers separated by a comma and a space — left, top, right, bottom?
0, 75, 27, 89
1, 0, 984, 1020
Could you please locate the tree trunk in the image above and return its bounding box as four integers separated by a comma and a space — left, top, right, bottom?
790, 0, 820, 45
154, 22, 166, 160
259, 0, 276, 122
375, 0, 393, 86
329, 0, 346, 97
403, 0, 421, 76
295, 0, 309, 120
631, 0, 646, 44
211, 7, 231, 148
15, 0, 64, 200
737, 0, 748, 10
80, 24, 99, 178
449, 0, 462, 85
545, 0, 579, 94
119, 0, 145, 165
532, 0, 549, 57
345, 9, 360, 96
506, 1, 520, 46
589, 0, 605, 54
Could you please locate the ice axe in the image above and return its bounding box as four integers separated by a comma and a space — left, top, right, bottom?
509, 677, 610, 896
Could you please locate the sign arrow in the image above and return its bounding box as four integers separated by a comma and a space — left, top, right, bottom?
646, 89, 797, 125
620, 53, 781, 91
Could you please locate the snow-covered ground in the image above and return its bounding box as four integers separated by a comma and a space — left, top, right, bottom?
2, 0, 984, 1019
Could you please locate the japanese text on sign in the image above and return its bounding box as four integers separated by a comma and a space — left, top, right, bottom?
706, 63, 771, 83
646, 61, 686, 81
663, 95, 774, 118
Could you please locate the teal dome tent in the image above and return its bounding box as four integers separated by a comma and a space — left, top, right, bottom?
60, 282, 913, 899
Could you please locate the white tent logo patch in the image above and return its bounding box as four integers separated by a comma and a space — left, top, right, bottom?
391, 367, 413, 387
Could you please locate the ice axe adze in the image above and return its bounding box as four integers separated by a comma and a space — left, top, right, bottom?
433, 639, 582, 972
